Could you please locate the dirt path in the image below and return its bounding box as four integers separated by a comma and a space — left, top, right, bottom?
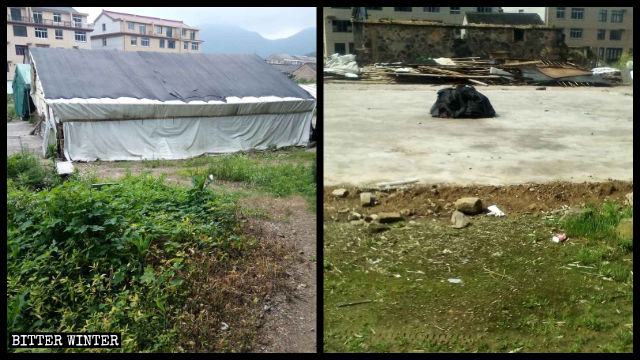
243, 195, 317, 353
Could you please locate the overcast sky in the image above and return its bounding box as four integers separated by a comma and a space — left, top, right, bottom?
74, 7, 316, 39
502, 7, 546, 21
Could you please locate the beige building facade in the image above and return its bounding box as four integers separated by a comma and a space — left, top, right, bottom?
7, 7, 92, 89
545, 7, 633, 63
90, 10, 203, 54
323, 7, 499, 57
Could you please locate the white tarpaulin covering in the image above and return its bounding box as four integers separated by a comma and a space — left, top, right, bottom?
324, 53, 361, 78
28, 48, 316, 161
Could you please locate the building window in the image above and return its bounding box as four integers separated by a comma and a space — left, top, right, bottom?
569, 28, 583, 39
141, 37, 149, 46
598, 9, 607, 22
128, 22, 135, 30
332, 20, 352, 33
192, 42, 198, 51
366, 7, 382, 11
10, 8, 22, 21
556, 7, 565, 18
73, 15, 82, 28
7, 62, 9, 73
139, 24, 146, 35
131, 36, 137, 46
13, 25, 28, 37
166, 27, 172, 38
15, 45, 28, 56
159, 39, 165, 48
477, 7, 492, 13
184, 41, 189, 50
514, 29, 524, 41
450, 7, 461, 14
190, 30, 195, 40
334, 42, 346, 55
168, 40, 175, 49
53, 12, 61, 23
597, 29, 606, 40
33, 11, 43, 24
102, 23, 106, 31
611, 10, 624, 23
153, 26, 160, 34
102, 38, 107, 46
424, 7, 440, 13
35, 27, 48, 38
394, 7, 412, 12
182, 28, 187, 36
571, 8, 584, 20
74, 31, 86, 42
55, 29, 63, 40
605, 48, 623, 61
609, 30, 623, 41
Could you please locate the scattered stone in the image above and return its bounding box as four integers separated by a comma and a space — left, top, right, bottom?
560, 207, 591, 222
348, 211, 362, 221
454, 197, 483, 215
360, 192, 375, 207
368, 223, 390, 233
350, 219, 365, 226
431, 188, 439, 195
451, 210, 471, 229
400, 208, 413, 217
378, 212, 403, 223
529, 187, 535, 192
431, 204, 442, 213
331, 188, 348, 198
263, 305, 271, 312
625, 192, 633, 206
616, 218, 633, 240
297, 283, 307, 290
338, 208, 349, 214
364, 214, 379, 222
221, 322, 230, 331
528, 203, 538, 211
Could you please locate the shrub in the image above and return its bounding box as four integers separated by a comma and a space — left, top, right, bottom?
6, 174, 240, 352
6, 151, 57, 190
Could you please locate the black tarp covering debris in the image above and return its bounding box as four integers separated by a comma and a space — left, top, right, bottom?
430, 85, 496, 118
28, 48, 313, 102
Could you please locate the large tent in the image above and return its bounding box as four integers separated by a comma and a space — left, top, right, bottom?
28, 48, 316, 161
12, 64, 36, 119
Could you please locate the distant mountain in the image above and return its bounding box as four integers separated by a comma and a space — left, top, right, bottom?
305, 51, 316, 57
198, 25, 316, 58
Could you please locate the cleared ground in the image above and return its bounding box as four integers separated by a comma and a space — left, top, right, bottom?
324, 84, 633, 186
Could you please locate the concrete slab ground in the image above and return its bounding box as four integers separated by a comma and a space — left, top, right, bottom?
7, 121, 42, 157
324, 84, 633, 186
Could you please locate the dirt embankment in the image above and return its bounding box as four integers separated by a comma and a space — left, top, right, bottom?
325, 181, 633, 220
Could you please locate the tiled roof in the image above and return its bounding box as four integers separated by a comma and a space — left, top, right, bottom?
32, 7, 80, 14
465, 13, 544, 26
102, 10, 197, 29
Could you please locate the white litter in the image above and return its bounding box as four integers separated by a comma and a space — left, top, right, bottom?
487, 205, 505, 217
55, 161, 74, 175
434, 57, 456, 66
447, 278, 463, 284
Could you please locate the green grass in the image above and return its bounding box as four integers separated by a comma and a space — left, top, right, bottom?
324, 202, 633, 353
7, 151, 59, 190
8, 103, 17, 121
178, 149, 316, 210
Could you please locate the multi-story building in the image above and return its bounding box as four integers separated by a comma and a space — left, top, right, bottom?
545, 7, 633, 63
323, 7, 500, 57
7, 7, 93, 90
90, 10, 203, 54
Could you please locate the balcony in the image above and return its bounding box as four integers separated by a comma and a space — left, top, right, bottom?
8, 15, 93, 30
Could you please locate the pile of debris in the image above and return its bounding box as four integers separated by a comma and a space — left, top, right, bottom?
352, 57, 620, 87
324, 53, 361, 79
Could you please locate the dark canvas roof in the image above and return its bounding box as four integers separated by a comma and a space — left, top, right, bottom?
29, 48, 312, 102
466, 13, 544, 26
